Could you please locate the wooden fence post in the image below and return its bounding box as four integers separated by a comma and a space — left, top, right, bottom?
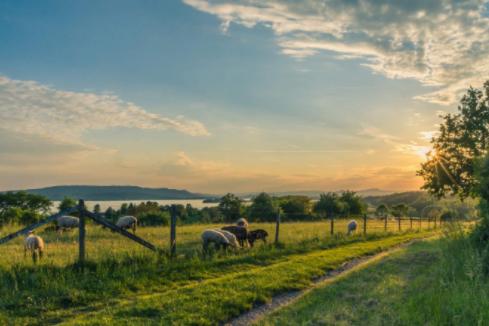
363, 214, 367, 236
398, 217, 401, 232
384, 216, 387, 232
170, 205, 177, 258
419, 217, 421, 229
78, 199, 86, 266
434, 217, 437, 229
274, 211, 280, 245
410, 217, 413, 229
330, 217, 334, 236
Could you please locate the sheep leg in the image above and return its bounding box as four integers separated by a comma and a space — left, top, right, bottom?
32, 250, 37, 263
39, 249, 43, 259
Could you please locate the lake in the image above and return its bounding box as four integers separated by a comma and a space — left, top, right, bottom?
50, 199, 218, 213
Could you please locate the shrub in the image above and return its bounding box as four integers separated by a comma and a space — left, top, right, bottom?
138, 211, 170, 226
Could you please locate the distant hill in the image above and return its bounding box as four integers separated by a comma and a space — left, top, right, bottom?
11, 185, 209, 201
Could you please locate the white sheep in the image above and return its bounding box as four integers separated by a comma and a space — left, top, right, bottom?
216, 229, 240, 249
116, 216, 138, 233
201, 229, 231, 252
56, 215, 79, 233
24, 231, 45, 262
235, 218, 249, 228
347, 220, 358, 235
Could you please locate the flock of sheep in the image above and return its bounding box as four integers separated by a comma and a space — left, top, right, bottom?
23, 215, 138, 262
201, 218, 269, 253
22, 214, 359, 262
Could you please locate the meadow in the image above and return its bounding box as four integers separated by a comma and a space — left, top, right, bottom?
260, 224, 487, 326
0, 219, 439, 324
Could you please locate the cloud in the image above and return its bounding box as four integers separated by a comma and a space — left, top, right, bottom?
0, 75, 209, 148
184, 0, 489, 105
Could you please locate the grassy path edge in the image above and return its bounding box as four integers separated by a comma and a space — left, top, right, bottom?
228, 235, 438, 326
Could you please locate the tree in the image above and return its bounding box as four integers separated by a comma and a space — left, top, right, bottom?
279, 196, 311, 220
249, 192, 276, 222
375, 204, 389, 218
391, 204, 409, 218
93, 204, 101, 214
0, 191, 51, 216
58, 196, 77, 212
313, 192, 344, 219
339, 191, 366, 216
218, 193, 242, 222
418, 81, 489, 199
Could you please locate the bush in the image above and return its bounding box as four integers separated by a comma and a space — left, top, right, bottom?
138, 211, 170, 226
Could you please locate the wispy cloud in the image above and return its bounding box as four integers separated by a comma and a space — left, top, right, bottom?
0, 75, 209, 148
184, 0, 489, 105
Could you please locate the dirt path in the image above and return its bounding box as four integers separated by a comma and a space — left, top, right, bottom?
226, 238, 428, 326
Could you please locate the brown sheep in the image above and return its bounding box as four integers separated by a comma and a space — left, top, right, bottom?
248, 229, 268, 247
222, 225, 248, 247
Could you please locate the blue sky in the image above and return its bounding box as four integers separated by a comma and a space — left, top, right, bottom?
1, 0, 488, 193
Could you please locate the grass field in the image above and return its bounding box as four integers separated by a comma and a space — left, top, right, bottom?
0, 220, 439, 325
261, 224, 487, 326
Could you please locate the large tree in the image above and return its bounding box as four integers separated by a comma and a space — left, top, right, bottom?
218, 193, 242, 222
248, 192, 276, 222
418, 81, 489, 199
339, 191, 366, 216
279, 196, 311, 220
313, 192, 344, 219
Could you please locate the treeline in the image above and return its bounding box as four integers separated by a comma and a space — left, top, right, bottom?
0, 190, 476, 228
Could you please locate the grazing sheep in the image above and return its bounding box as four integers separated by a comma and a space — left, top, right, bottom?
201, 229, 231, 252
222, 225, 248, 247
24, 231, 44, 262
347, 220, 358, 235
56, 215, 79, 233
236, 218, 249, 228
217, 229, 240, 249
116, 216, 138, 233
248, 229, 268, 247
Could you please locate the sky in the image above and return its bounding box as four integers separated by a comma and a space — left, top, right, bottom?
1, 0, 489, 194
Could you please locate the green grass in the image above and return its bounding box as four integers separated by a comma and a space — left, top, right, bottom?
260, 224, 488, 326
0, 221, 438, 325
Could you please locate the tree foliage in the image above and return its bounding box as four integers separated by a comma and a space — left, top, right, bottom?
339, 191, 366, 216
313, 192, 344, 218
218, 193, 242, 222
0, 191, 51, 226
279, 196, 311, 220
375, 204, 389, 218
249, 192, 276, 222
418, 81, 489, 199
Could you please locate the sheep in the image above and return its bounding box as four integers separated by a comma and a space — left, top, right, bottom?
56, 215, 79, 233
235, 218, 249, 228
24, 231, 45, 262
248, 229, 268, 247
201, 229, 231, 253
217, 229, 241, 249
347, 220, 358, 235
221, 225, 248, 247
116, 216, 138, 233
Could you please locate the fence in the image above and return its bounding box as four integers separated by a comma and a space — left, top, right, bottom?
0, 201, 445, 264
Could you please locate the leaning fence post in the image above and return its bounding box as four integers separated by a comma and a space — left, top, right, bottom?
78, 199, 86, 266
363, 214, 367, 236
170, 205, 177, 258
274, 211, 280, 245
330, 216, 334, 236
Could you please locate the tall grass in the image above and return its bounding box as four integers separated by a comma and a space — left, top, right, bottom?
0, 220, 437, 324
400, 223, 489, 325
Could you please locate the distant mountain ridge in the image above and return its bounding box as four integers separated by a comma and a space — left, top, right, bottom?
10, 185, 210, 201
